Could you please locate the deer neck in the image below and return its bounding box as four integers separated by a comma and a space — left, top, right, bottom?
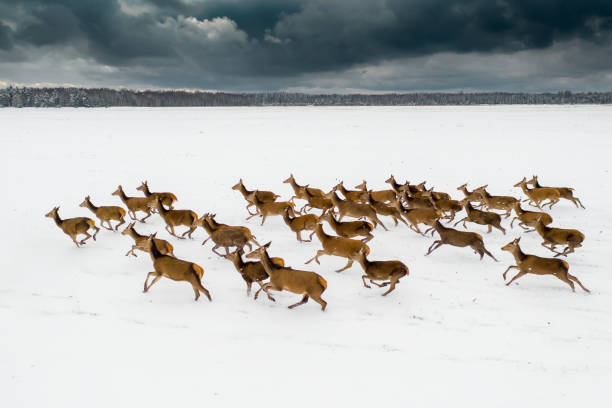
534, 221, 548, 235
509, 245, 526, 263
513, 204, 524, 215
434, 220, 446, 232
231, 255, 246, 271
518, 183, 530, 195
238, 183, 252, 198
288, 178, 302, 194
126, 228, 142, 242
330, 191, 343, 205
258, 249, 278, 277
141, 184, 152, 197
281, 211, 292, 226
459, 186, 470, 197
315, 223, 330, 242
148, 239, 164, 260
52, 212, 63, 227
117, 188, 129, 203
356, 254, 369, 270
199, 219, 214, 234
83, 198, 98, 212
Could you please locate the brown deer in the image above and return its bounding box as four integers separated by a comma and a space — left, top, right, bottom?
415, 182, 451, 200
199, 215, 260, 255
422, 189, 462, 221
510, 202, 553, 232
473, 186, 518, 218
248, 192, 299, 225
514, 177, 560, 209
221, 248, 284, 298
136, 181, 177, 210
326, 188, 387, 230
456, 183, 484, 207
283, 174, 325, 202
501, 238, 589, 292
300, 185, 334, 214
320, 212, 374, 242
533, 216, 584, 257
281, 207, 319, 242
353, 247, 409, 296
79, 196, 126, 231
306, 223, 371, 272
366, 190, 408, 226
354, 180, 397, 203
453, 199, 505, 234
334, 181, 369, 202
112, 185, 154, 222
424, 220, 498, 261
398, 188, 434, 210
526, 175, 585, 209
232, 179, 280, 216
45, 207, 99, 247
142, 235, 211, 301
246, 242, 328, 311
393, 201, 442, 236
155, 198, 198, 239
121, 222, 174, 257
385, 175, 408, 193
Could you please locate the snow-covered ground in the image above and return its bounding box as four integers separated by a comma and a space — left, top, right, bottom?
1, 106, 610, 407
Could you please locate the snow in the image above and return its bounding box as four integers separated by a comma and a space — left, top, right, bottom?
1, 106, 611, 407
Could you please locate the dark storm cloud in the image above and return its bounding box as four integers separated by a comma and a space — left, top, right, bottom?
0, 0, 611, 90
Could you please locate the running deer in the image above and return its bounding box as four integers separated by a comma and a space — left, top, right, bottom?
300, 185, 334, 214
510, 202, 553, 232
367, 190, 408, 226
424, 220, 498, 261
422, 189, 462, 221
353, 247, 409, 296
246, 242, 328, 311
306, 223, 371, 272
473, 185, 518, 218
112, 185, 154, 222
533, 216, 584, 257
453, 199, 505, 234
248, 193, 299, 225
457, 183, 484, 207
136, 181, 177, 210
283, 174, 325, 202
121, 222, 174, 257
320, 212, 374, 242
326, 188, 387, 230
526, 175, 585, 209
355, 180, 397, 203
79, 195, 126, 231
199, 214, 260, 255
154, 198, 198, 239
221, 248, 284, 298
142, 235, 211, 301
281, 208, 319, 242
415, 182, 451, 200
385, 175, 409, 193
334, 181, 369, 202
45, 206, 99, 247
398, 188, 434, 210
393, 201, 442, 236
514, 177, 560, 209
232, 179, 280, 216
501, 238, 589, 292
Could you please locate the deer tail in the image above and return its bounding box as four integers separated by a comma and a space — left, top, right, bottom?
317, 275, 328, 290
192, 264, 204, 280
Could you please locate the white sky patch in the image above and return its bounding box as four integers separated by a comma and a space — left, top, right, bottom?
159, 15, 248, 44
117, 0, 156, 17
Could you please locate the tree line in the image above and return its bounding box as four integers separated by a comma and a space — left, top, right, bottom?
1, 86, 611, 107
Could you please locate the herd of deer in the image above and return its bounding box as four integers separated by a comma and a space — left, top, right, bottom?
45, 174, 589, 311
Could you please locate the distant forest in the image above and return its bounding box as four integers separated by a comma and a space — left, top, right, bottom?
1, 87, 611, 107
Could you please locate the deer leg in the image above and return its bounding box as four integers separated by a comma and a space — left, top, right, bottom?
101, 220, 113, 231
496, 224, 506, 235
246, 212, 258, 220
510, 217, 517, 228
575, 197, 585, 209
305, 250, 326, 265
295, 232, 303, 242
336, 258, 354, 273
453, 218, 467, 228
126, 245, 138, 257
480, 245, 498, 262
202, 237, 210, 246
362, 233, 374, 242
288, 295, 309, 309
254, 282, 276, 302
425, 241, 442, 256
246, 282, 252, 296
505, 270, 527, 286
308, 231, 316, 241
310, 294, 327, 311
128, 210, 137, 220
211, 245, 224, 256
260, 215, 267, 226
143, 272, 161, 292
361, 275, 372, 288
372, 216, 388, 231
567, 273, 590, 293
191, 283, 201, 301
503, 265, 518, 280
487, 225, 492, 233
382, 274, 402, 296
195, 279, 212, 301
79, 231, 92, 245
70, 234, 81, 248
370, 280, 387, 287
140, 210, 152, 223
397, 216, 409, 226
115, 218, 126, 231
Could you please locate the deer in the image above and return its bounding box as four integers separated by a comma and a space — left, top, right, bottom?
319, 212, 374, 242
334, 181, 369, 203
453, 199, 505, 234
414, 182, 451, 200
393, 201, 442, 236
281, 207, 319, 242
232, 179, 280, 216
354, 180, 397, 203
306, 223, 370, 272
366, 190, 408, 226
283, 174, 325, 203
155, 197, 198, 239
142, 235, 211, 301
45, 206, 99, 247
501, 238, 589, 292
353, 247, 409, 296
246, 242, 328, 310
79, 195, 126, 231
456, 183, 484, 207
385, 175, 411, 193
398, 188, 434, 210
112, 185, 154, 222
424, 220, 498, 261
220, 248, 284, 298
514, 177, 560, 209
325, 188, 387, 230
247, 192, 299, 225
136, 181, 177, 211
300, 185, 334, 214
473, 185, 518, 218
510, 202, 553, 232
121, 222, 174, 257
526, 175, 585, 209
422, 189, 462, 221
533, 216, 584, 257
198, 215, 260, 255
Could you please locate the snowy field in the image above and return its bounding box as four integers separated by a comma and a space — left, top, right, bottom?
1, 106, 611, 407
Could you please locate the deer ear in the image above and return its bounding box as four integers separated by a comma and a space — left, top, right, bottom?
151, 232, 157, 237
264, 241, 271, 248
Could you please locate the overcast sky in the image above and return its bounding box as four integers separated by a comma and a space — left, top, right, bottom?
1, 0, 611, 92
